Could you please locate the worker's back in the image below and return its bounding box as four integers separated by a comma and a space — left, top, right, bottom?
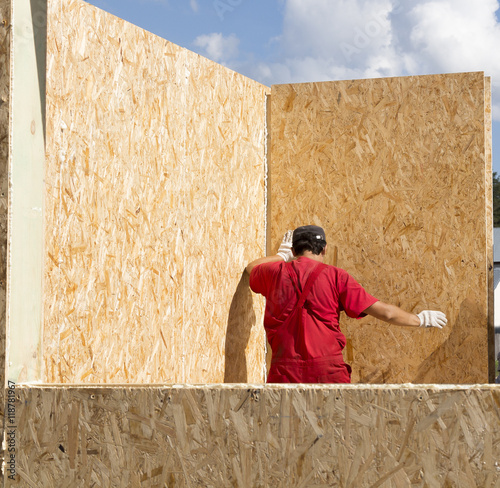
249, 256, 377, 362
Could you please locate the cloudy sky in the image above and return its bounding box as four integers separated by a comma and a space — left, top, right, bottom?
86, 0, 500, 173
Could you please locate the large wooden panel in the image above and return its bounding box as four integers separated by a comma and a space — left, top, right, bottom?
269, 73, 490, 384
7, 384, 500, 486
485, 77, 494, 382
43, 0, 267, 384
0, 0, 10, 479
8, 0, 46, 384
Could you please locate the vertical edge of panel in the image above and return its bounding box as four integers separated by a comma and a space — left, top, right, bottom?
7, 0, 46, 383
0, 0, 11, 483
265, 92, 272, 257
485, 75, 494, 382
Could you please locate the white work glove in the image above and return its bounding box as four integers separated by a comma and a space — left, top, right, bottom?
417, 311, 447, 329
277, 230, 294, 262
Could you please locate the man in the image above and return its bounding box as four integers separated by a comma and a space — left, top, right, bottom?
246, 225, 447, 383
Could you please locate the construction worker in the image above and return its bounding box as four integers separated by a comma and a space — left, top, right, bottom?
246, 225, 447, 383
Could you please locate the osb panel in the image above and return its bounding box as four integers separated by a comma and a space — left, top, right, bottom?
0, 0, 10, 479
485, 77, 494, 382
269, 73, 488, 384
44, 0, 267, 384
7, 384, 500, 487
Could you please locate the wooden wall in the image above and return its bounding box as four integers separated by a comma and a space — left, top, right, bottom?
269, 73, 492, 384
7, 384, 500, 487
37, 2, 494, 387
7, 0, 46, 384
485, 77, 494, 379
2, 1, 497, 486
0, 0, 10, 476
43, 0, 268, 384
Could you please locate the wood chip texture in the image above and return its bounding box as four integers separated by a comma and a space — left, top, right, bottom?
43, 0, 268, 384
6, 384, 500, 487
269, 74, 491, 384
0, 0, 10, 474
485, 77, 494, 382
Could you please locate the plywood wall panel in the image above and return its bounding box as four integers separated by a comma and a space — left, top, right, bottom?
485, 77, 494, 382
181, 63, 268, 383
0, 0, 10, 478
43, 0, 267, 384
7, 384, 500, 486
269, 73, 489, 384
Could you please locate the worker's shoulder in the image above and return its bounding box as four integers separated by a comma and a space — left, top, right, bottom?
321, 262, 346, 272
321, 263, 352, 280
294, 258, 347, 274
252, 259, 285, 274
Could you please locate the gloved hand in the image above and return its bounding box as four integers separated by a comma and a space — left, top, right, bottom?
417, 311, 447, 329
277, 230, 294, 262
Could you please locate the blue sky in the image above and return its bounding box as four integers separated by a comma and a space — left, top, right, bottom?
86, 0, 500, 175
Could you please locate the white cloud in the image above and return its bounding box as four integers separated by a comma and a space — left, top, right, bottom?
407, 0, 500, 74
245, 0, 500, 120
241, 0, 403, 84
281, 0, 394, 61
193, 33, 239, 63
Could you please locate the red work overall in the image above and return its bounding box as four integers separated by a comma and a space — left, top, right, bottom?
249, 257, 378, 383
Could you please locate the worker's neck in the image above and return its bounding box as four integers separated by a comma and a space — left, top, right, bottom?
297, 251, 324, 262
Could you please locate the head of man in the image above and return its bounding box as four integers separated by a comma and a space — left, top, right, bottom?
292, 225, 327, 257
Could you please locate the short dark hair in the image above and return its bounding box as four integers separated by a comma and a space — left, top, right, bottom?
292, 232, 327, 256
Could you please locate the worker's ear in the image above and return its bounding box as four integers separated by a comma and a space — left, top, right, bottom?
321, 244, 327, 255
292, 247, 297, 257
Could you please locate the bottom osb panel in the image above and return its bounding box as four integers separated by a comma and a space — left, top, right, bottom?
6, 385, 500, 487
